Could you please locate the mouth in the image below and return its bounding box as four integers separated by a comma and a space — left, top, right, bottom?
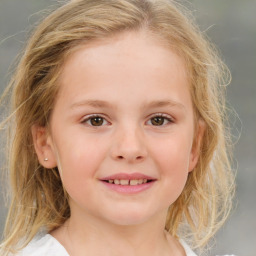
102, 179, 155, 186
99, 173, 156, 194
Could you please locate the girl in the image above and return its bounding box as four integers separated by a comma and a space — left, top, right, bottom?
0, 0, 235, 255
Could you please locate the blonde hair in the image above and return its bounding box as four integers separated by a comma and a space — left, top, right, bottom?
0, 0, 235, 254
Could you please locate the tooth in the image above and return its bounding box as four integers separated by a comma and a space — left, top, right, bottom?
130, 180, 139, 186
114, 179, 120, 185
143, 179, 147, 184
120, 180, 129, 185
138, 179, 143, 184
109, 180, 114, 183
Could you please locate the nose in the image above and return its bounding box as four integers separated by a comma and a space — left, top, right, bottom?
110, 125, 148, 163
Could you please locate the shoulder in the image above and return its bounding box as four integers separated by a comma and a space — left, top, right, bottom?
180, 240, 197, 256
14, 234, 69, 256
179, 240, 237, 256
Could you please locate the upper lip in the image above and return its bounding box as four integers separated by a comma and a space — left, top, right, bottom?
100, 172, 156, 181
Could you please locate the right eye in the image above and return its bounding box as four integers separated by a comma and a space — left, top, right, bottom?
81, 115, 108, 126
146, 113, 174, 127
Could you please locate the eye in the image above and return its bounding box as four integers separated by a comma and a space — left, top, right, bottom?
147, 114, 173, 126
81, 115, 108, 126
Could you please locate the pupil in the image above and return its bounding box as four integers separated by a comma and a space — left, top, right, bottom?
152, 117, 164, 125
91, 117, 103, 126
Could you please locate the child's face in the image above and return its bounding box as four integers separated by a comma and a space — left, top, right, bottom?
37, 31, 203, 226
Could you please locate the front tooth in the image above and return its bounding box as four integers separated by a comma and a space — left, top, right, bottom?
114, 179, 120, 185
120, 179, 129, 185
130, 180, 139, 186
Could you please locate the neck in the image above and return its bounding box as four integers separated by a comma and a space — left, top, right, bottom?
51, 209, 185, 256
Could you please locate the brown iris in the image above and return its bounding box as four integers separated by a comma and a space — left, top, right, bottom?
151, 116, 165, 126
90, 117, 104, 126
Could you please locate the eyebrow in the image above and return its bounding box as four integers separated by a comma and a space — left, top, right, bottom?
70, 99, 185, 110
70, 100, 115, 109
142, 100, 185, 110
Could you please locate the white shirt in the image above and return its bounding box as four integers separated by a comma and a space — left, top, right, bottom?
16, 233, 198, 256
16, 234, 69, 256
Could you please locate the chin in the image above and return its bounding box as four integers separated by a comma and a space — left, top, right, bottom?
103, 207, 157, 227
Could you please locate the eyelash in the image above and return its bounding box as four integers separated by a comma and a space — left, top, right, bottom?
81, 114, 109, 127
146, 113, 174, 126
81, 113, 174, 127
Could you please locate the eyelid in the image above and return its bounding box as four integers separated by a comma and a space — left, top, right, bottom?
80, 113, 174, 126
81, 114, 110, 126
146, 113, 175, 125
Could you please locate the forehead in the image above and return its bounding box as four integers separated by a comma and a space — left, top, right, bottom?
60, 31, 188, 79
63, 30, 188, 72
56, 31, 191, 109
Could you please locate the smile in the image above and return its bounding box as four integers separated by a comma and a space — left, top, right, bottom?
105, 179, 151, 185
100, 173, 156, 194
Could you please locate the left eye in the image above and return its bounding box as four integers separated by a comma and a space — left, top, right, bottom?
147, 115, 173, 126
82, 116, 108, 126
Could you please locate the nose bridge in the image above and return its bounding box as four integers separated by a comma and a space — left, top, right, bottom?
111, 122, 147, 162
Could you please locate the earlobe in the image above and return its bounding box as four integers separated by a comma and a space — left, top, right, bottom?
31, 125, 57, 168
188, 119, 206, 172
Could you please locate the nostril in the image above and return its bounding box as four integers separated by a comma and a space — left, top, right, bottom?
116, 155, 144, 161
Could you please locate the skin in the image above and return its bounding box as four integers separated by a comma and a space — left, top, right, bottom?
32, 30, 205, 256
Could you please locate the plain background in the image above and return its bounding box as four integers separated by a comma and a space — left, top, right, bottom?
0, 1, 255, 255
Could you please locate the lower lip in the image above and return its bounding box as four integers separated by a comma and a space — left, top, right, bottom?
101, 181, 155, 194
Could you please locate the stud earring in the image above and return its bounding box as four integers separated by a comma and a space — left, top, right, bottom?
44, 158, 48, 161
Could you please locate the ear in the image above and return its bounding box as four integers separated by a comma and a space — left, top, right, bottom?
31, 124, 57, 168
188, 119, 206, 172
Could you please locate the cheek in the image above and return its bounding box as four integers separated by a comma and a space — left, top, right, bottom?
53, 136, 107, 193
149, 135, 192, 195
151, 134, 192, 169
56, 131, 106, 168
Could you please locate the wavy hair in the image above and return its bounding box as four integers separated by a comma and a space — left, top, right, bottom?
0, 0, 235, 254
